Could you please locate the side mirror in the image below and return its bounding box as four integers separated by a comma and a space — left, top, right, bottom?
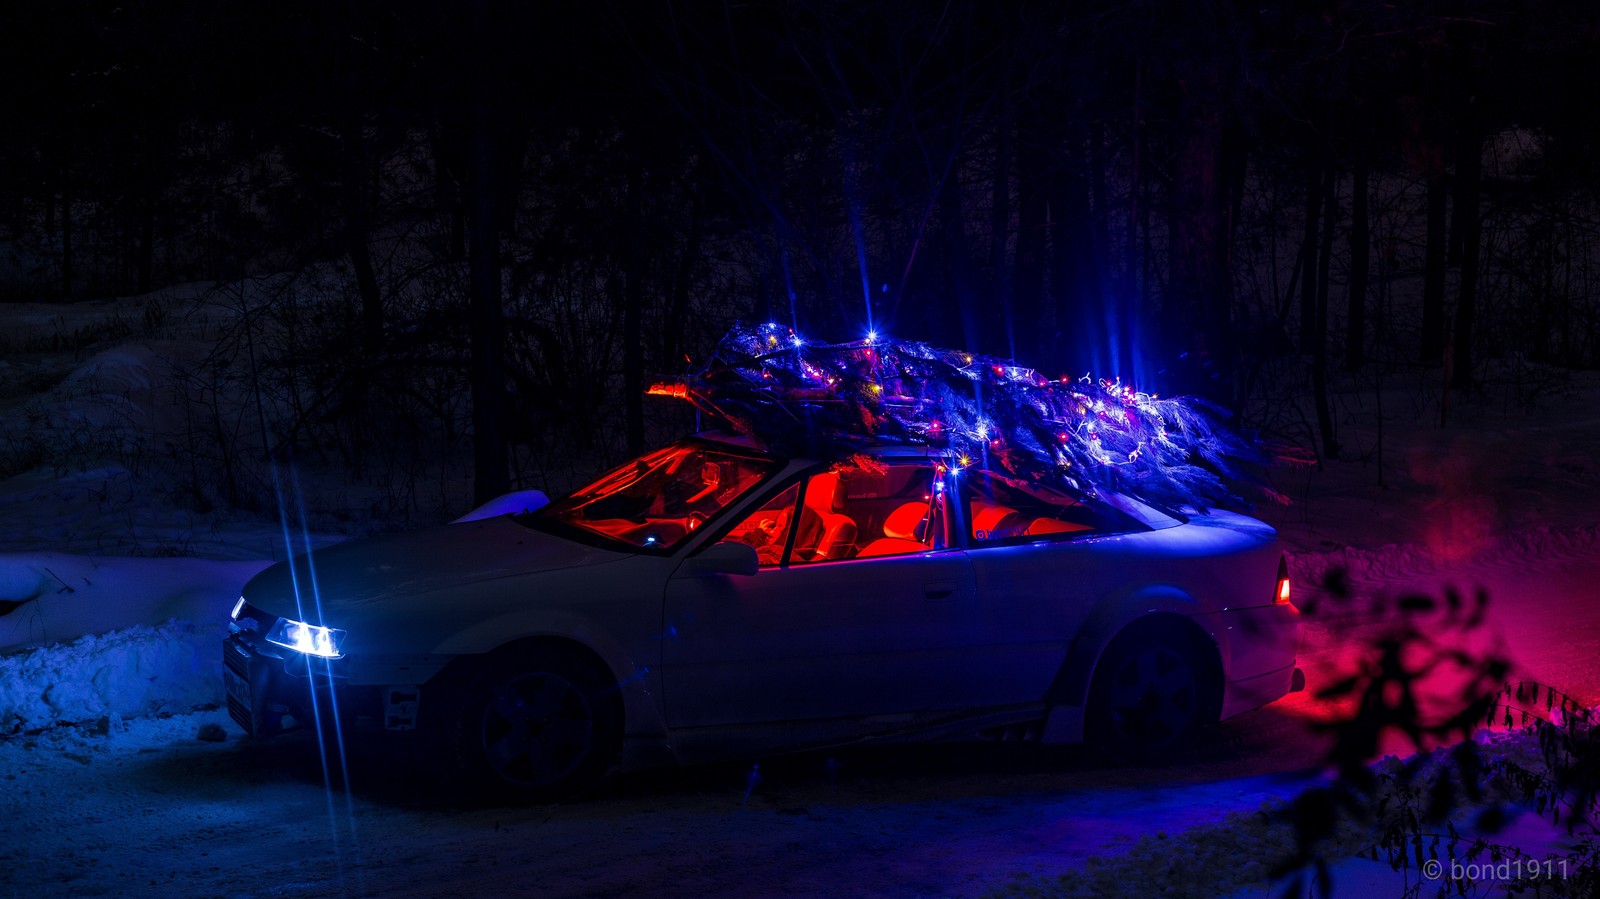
451, 489, 550, 523
690, 541, 760, 577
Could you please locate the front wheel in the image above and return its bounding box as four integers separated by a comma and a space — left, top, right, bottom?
454, 647, 620, 802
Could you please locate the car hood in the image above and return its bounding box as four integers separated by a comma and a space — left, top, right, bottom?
241, 515, 630, 619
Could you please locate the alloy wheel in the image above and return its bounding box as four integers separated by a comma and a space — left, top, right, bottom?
1106, 646, 1199, 747
478, 671, 595, 789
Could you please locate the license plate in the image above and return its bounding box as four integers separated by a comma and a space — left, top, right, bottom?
224, 665, 252, 710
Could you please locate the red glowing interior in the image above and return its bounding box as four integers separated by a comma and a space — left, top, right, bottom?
535, 441, 780, 551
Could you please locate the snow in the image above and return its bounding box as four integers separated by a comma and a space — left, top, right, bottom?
0, 552, 267, 653
1004, 728, 1596, 898
0, 553, 261, 733
0, 289, 1598, 896
1292, 521, 1600, 590
0, 620, 226, 732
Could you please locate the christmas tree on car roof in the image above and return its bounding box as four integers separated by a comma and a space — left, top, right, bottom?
649, 322, 1271, 510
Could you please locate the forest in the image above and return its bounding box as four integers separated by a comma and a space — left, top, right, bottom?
4, 0, 1599, 513
7, 5, 1600, 896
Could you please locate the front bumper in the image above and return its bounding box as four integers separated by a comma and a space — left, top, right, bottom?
223, 632, 395, 737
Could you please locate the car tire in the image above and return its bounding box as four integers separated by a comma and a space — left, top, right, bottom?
1086, 625, 1218, 757
453, 645, 621, 803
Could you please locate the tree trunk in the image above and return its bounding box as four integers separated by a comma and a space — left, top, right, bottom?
989, 109, 1013, 358
1316, 169, 1337, 342
662, 169, 704, 370
1164, 22, 1237, 405
1013, 125, 1047, 367
1312, 168, 1339, 459
1345, 161, 1369, 370
1089, 123, 1128, 374
1448, 148, 1470, 265
1298, 161, 1321, 349
494, 131, 526, 243
61, 163, 73, 299
622, 143, 646, 455
428, 128, 468, 262
938, 169, 979, 352
450, 205, 467, 262
1167, 75, 1234, 404
341, 125, 383, 353
1420, 173, 1448, 362
346, 228, 383, 354
136, 202, 155, 295
1125, 59, 1143, 308
467, 0, 507, 504
1054, 146, 1101, 373
1451, 134, 1483, 390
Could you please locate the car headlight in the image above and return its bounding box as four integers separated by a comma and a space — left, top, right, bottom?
265, 617, 348, 659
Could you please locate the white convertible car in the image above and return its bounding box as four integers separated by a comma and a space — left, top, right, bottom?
224, 434, 1303, 799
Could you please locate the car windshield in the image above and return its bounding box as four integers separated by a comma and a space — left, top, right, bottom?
523, 440, 782, 552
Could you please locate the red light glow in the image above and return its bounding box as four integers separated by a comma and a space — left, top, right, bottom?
647, 381, 690, 399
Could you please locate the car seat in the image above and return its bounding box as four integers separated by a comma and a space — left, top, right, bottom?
881, 500, 929, 542
969, 501, 1025, 540
1022, 517, 1091, 536
855, 500, 932, 558
793, 472, 858, 560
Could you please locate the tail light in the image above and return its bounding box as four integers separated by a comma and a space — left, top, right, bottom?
1274, 555, 1295, 610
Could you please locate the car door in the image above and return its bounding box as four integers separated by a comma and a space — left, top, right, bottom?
661, 462, 995, 729
959, 469, 1146, 703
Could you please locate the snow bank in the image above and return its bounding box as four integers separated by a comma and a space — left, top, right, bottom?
0, 552, 262, 731
1291, 522, 1600, 592
0, 619, 224, 733
45, 344, 168, 434
0, 552, 268, 733
0, 552, 267, 653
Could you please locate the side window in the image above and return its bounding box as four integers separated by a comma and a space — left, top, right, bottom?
790, 464, 946, 564
722, 482, 803, 567
966, 471, 1116, 544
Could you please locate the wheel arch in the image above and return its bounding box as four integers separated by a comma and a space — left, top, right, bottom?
440, 634, 625, 800
485, 634, 617, 684
1047, 585, 1223, 709
1088, 613, 1225, 716
425, 612, 663, 744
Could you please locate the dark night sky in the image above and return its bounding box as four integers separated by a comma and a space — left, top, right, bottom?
4, 0, 1600, 490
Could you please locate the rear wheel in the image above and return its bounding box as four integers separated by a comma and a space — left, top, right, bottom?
454, 646, 620, 802
1087, 626, 1218, 755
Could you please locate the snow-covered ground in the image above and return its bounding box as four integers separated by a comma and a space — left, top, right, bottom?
2, 289, 1598, 897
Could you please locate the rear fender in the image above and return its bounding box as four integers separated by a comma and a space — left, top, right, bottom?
1047, 584, 1210, 709
1041, 585, 1223, 744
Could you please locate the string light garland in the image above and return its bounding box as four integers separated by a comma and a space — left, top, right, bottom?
649, 323, 1270, 510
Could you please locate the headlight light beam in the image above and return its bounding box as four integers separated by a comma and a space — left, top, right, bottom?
266, 617, 348, 659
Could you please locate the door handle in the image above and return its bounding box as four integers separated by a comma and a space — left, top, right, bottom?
924, 580, 956, 599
